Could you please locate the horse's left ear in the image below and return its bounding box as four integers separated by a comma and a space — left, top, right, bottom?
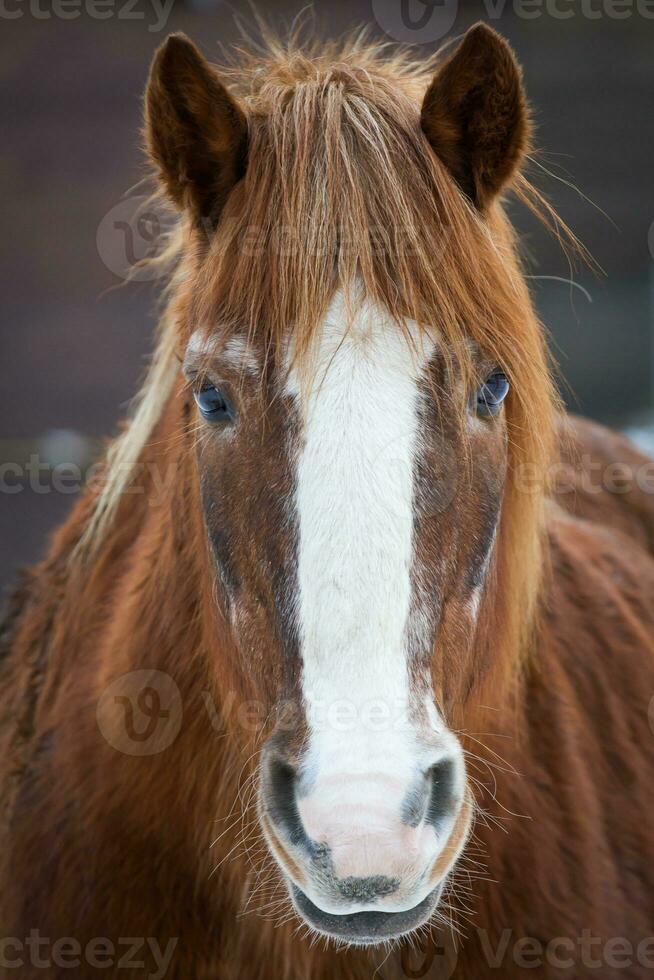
421, 23, 530, 210
145, 33, 248, 223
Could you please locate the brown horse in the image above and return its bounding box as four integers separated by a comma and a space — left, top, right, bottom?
2, 23, 653, 980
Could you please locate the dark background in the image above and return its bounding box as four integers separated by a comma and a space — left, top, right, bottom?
1, 0, 653, 589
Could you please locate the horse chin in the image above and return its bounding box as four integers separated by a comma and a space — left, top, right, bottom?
288, 881, 444, 947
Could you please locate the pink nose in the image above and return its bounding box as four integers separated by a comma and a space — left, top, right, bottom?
299, 790, 437, 889
261, 750, 465, 913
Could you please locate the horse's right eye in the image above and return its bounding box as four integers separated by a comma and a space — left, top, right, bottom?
194, 385, 235, 423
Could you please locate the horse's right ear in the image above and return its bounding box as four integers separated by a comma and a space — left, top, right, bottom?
145, 33, 248, 223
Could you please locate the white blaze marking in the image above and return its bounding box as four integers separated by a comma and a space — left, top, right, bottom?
287, 291, 444, 855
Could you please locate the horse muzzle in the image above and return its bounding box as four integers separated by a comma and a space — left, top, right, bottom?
258, 736, 473, 945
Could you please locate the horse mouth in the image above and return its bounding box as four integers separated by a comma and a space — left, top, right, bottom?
289, 882, 444, 946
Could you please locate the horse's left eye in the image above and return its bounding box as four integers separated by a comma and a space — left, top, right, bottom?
194, 385, 234, 422
476, 371, 510, 418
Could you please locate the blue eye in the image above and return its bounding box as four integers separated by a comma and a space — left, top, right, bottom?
476, 371, 509, 418
193, 384, 234, 422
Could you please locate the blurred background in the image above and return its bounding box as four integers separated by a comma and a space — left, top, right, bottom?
1, 0, 653, 590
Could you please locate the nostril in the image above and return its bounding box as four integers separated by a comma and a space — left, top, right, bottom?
401, 759, 456, 828
262, 752, 308, 848
425, 758, 457, 827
